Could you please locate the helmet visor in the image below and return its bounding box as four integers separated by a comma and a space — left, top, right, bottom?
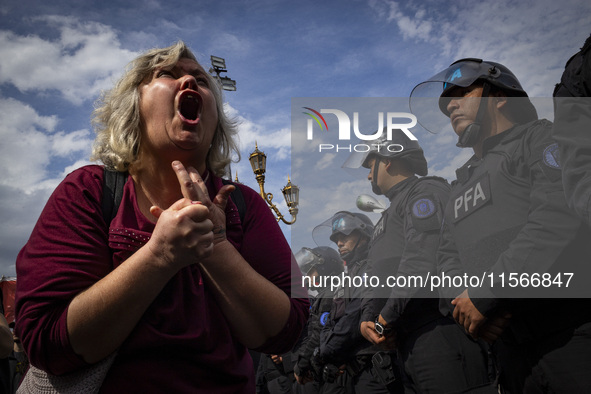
342, 149, 372, 170
410, 61, 496, 134
420, 60, 494, 92
294, 247, 319, 275
312, 211, 370, 246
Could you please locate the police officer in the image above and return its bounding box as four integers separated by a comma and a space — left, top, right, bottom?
411, 58, 591, 392
256, 353, 295, 394
345, 131, 492, 393
312, 211, 394, 394
258, 247, 343, 394
553, 33, 591, 225
294, 246, 344, 394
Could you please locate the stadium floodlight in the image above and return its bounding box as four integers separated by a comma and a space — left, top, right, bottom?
209, 56, 237, 91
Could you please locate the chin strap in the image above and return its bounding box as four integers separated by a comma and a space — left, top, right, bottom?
456, 82, 491, 148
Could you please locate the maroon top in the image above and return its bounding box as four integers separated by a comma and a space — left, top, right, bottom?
15, 165, 308, 393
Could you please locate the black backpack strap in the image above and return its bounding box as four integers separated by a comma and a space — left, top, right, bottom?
222, 179, 246, 224
102, 168, 129, 225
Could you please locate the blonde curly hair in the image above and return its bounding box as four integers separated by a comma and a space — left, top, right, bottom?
91, 41, 240, 176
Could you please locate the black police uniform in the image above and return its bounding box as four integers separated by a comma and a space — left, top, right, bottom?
318, 244, 392, 394
256, 353, 295, 394
361, 176, 492, 393
257, 317, 313, 394
257, 299, 313, 394
438, 119, 591, 393
553, 33, 591, 226
294, 289, 338, 394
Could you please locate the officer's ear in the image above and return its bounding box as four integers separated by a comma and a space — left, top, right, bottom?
357, 236, 369, 248
383, 159, 399, 176
492, 91, 507, 110
491, 91, 520, 125
382, 158, 392, 170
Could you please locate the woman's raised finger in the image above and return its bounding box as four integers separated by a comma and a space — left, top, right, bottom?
187, 166, 212, 205
172, 161, 205, 202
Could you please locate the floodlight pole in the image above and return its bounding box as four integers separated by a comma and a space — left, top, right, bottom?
209, 55, 237, 91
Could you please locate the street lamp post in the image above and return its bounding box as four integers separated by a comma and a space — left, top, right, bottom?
249, 143, 299, 225
209, 59, 297, 223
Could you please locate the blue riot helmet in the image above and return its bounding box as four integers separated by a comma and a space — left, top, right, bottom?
342, 130, 428, 194
410, 58, 538, 147
312, 211, 374, 262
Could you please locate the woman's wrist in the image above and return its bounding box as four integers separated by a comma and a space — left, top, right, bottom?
212, 224, 227, 243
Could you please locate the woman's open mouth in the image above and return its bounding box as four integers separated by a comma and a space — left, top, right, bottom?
178, 90, 203, 125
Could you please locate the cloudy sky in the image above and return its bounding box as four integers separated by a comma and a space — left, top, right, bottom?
0, 0, 589, 276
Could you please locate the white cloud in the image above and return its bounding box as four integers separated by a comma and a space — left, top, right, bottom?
225, 103, 292, 161
369, 0, 453, 54
0, 98, 54, 191
211, 32, 252, 55
0, 16, 138, 105
0, 97, 91, 193
51, 129, 93, 157
316, 153, 337, 170
0, 97, 58, 132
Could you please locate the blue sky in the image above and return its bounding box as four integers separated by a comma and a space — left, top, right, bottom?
0, 0, 589, 276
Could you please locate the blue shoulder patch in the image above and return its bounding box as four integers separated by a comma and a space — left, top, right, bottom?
320, 312, 330, 326
412, 198, 436, 219
543, 143, 561, 169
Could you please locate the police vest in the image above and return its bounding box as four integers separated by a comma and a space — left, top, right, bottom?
443, 120, 591, 341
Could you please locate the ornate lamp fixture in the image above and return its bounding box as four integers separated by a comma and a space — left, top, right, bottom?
248, 143, 299, 225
